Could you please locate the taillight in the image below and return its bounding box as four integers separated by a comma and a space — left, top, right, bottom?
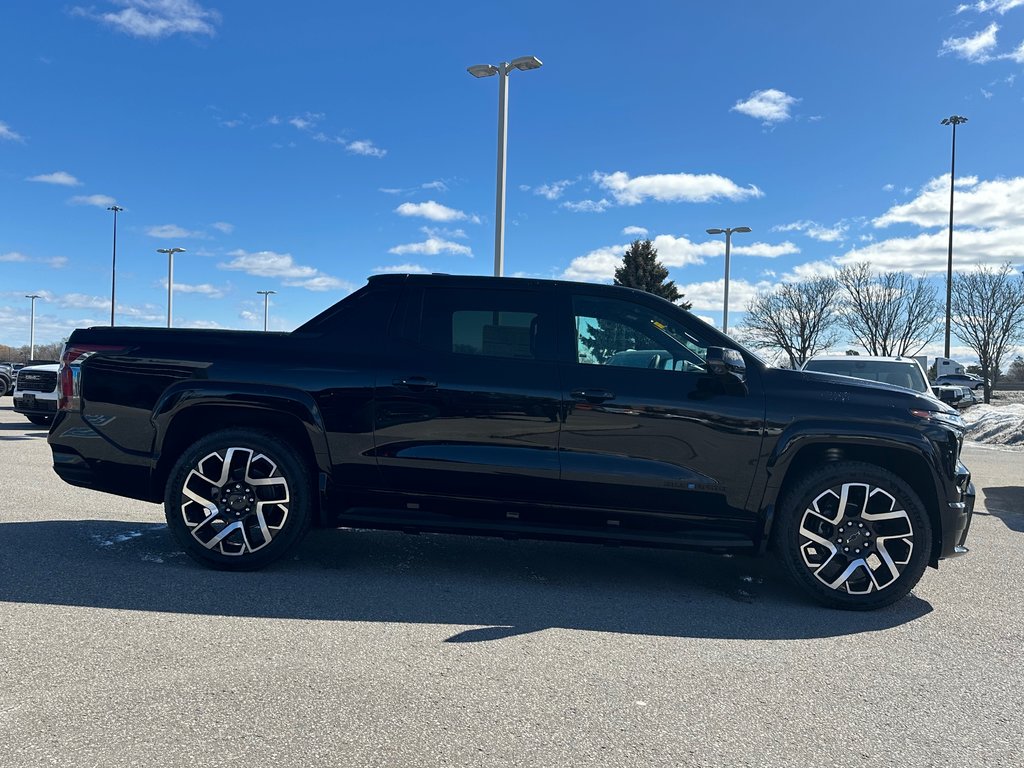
58, 344, 126, 411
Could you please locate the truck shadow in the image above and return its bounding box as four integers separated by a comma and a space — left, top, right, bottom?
0, 520, 932, 642
979, 486, 1024, 533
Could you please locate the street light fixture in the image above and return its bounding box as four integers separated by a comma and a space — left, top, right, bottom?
256, 289, 277, 332
467, 54, 543, 277
706, 226, 752, 334
25, 294, 41, 360
156, 247, 186, 328
941, 114, 967, 359
107, 205, 123, 326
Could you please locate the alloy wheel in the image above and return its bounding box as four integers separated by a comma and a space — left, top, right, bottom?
179, 446, 290, 556
797, 482, 914, 594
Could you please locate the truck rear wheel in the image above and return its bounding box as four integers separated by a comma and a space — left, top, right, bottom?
164, 429, 313, 570
773, 461, 932, 610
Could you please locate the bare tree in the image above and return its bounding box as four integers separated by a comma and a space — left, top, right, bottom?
837, 263, 940, 356
739, 277, 842, 368
950, 263, 1024, 403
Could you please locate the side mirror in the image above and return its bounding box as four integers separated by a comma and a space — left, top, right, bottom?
706, 347, 746, 381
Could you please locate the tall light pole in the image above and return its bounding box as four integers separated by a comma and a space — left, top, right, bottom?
107, 204, 123, 326
941, 115, 967, 359
25, 294, 41, 360
467, 55, 543, 277
156, 247, 186, 328
706, 226, 752, 334
256, 289, 276, 332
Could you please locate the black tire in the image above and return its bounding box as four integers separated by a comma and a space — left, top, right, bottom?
164, 429, 313, 571
773, 461, 932, 610
0, 377, 10, 397
26, 414, 53, 426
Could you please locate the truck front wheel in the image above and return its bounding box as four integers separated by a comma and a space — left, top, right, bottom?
774, 461, 932, 610
164, 429, 313, 570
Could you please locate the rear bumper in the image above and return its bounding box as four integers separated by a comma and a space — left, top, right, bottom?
48, 412, 156, 502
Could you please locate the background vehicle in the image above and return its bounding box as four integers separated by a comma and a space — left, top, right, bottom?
0, 363, 13, 397
12, 363, 60, 425
801, 355, 933, 393
48, 275, 975, 610
935, 373, 987, 392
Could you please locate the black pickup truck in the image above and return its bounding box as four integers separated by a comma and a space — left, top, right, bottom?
48, 273, 975, 609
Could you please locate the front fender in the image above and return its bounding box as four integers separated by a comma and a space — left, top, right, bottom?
754, 420, 947, 551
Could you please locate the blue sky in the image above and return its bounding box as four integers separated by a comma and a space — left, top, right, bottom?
2, 0, 1023, 363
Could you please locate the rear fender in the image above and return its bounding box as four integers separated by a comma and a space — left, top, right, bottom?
151, 382, 334, 521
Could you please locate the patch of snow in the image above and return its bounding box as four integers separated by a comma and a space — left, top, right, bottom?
962, 403, 1024, 446
90, 530, 145, 548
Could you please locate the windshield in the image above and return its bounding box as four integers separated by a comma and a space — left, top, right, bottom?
803, 359, 930, 394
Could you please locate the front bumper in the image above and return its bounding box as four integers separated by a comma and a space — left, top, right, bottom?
13, 395, 58, 416
938, 460, 974, 560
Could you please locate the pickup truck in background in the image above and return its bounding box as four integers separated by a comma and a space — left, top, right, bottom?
47, 274, 975, 610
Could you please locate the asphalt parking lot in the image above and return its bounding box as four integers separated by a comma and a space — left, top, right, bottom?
2, 403, 1022, 768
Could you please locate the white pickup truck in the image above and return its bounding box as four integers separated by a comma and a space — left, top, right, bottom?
12, 363, 60, 426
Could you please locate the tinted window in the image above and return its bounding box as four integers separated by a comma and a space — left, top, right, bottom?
572, 295, 709, 372
420, 288, 554, 360
295, 285, 399, 341
804, 359, 928, 393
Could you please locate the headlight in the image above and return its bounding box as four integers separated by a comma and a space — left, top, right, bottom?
910, 409, 965, 429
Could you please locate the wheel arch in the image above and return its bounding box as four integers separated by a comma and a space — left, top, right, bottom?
151, 387, 333, 523
759, 438, 943, 567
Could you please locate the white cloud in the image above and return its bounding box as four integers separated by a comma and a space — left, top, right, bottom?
0, 252, 67, 269
69, 194, 116, 207
71, 0, 221, 39
182, 319, 227, 329
560, 233, 799, 283
421, 225, 468, 240
288, 113, 323, 131
874, 174, 1024, 229
346, 139, 387, 158
773, 219, 849, 242
591, 170, 764, 205
219, 249, 351, 292
288, 275, 350, 291
159, 279, 225, 298
731, 89, 800, 123
561, 199, 611, 213
836, 228, 1024, 275
422, 180, 448, 192
883, 183, 896, 192
0, 120, 24, 142
940, 22, 1000, 62
388, 238, 473, 257
622, 226, 648, 236
673, 278, 776, 312
395, 201, 478, 223
533, 179, 574, 200
561, 245, 624, 282
146, 224, 205, 239
734, 241, 801, 258
211, 221, 234, 234
1006, 39, 1024, 62
956, 0, 1024, 13
373, 263, 431, 274
27, 171, 81, 186
56, 293, 114, 310
220, 249, 316, 279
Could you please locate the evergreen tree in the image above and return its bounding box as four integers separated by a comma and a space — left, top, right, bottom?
614, 239, 691, 309
580, 240, 690, 363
